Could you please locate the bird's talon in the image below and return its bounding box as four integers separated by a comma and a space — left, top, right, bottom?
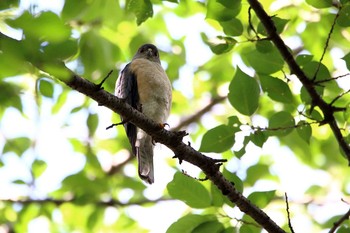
159, 122, 170, 129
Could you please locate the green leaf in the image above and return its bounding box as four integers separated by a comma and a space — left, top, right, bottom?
250, 131, 268, 148
167, 172, 211, 208
244, 47, 284, 74
52, 90, 68, 114
344, 103, 350, 122
202, 34, 237, 55
342, 52, 350, 70
7, 11, 71, 43
296, 121, 312, 144
268, 111, 295, 136
206, 0, 241, 21
210, 183, 224, 207
306, 0, 333, 8
336, 7, 350, 26
255, 40, 274, 53
0, 82, 23, 112
302, 61, 330, 82
80, 31, 121, 74
223, 168, 243, 193
228, 67, 260, 116
300, 85, 324, 104
3, 137, 31, 156
166, 214, 215, 233
32, 160, 47, 178
12, 179, 27, 185
217, 0, 241, 9
220, 18, 243, 36
38, 79, 54, 98
199, 124, 237, 153
257, 17, 289, 35
126, 0, 153, 25
247, 190, 276, 208
296, 54, 314, 66
87, 113, 99, 136
43, 39, 78, 60
259, 75, 294, 103
0, 0, 19, 10
246, 164, 270, 186
192, 220, 224, 233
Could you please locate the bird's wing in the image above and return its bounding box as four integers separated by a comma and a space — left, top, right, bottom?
115, 63, 139, 155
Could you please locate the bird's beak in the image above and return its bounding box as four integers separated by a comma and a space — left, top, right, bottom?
147, 48, 153, 57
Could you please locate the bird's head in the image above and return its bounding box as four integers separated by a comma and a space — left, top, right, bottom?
133, 44, 161, 63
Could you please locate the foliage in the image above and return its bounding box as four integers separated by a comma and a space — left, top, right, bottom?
0, 0, 350, 232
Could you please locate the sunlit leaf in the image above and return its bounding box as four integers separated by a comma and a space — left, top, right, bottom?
166, 214, 215, 233
202, 34, 237, 54
250, 131, 268, 148
220, 18, 243, 36
32, 160, 47, 178
296, 121, 312, 144
257, 17, 289, 35
243, 47, 284, 74
126, 0, 153, 25
0, 0, 19, 9
344, 103, 350, 122
228, 67, 260, 115
12, 179, 27, 185
306, 0, 332, 8
206, 0, 241, 21
296, 54, 314, 66
246, 164, 270, 186
38, 78, 54, 98
247, 190, 276, 208
199, 124, 237, 153
259, 75, 294, 103
43, 39, 78, 60
337, 4, 350, 27
3, 137, 31, 156
87, 113, 99, 136
342, 52, 350, 70
192, 220, 224, 233
7, 11, 71, 43
268, 111, 295, 136
167, 172, 211, 208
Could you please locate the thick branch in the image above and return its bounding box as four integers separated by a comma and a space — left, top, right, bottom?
0, 32, 285, 233
65, 69, 285, 233
247, 0, 350, 164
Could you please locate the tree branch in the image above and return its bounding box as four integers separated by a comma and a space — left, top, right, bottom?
0, 32, 286, 233
329, 208, 350, 233
247, 0, 350, 164
0, 197, 173, 207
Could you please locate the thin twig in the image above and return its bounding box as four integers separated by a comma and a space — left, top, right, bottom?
313, 8, 341, 81
330, 89, 350, 106
315, 73, 350, 84
285, 193, 295, 233
329, 208, 350, 233
248, 7, 260, 39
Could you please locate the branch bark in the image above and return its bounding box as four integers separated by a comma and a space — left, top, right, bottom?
247, 0, 350, 164
64, 66, 286, 233
0, 32, 286, 232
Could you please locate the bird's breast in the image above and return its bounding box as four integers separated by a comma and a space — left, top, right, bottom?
130, 59, 172, 122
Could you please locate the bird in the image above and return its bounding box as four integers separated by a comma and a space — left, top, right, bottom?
115, 44, 172, 184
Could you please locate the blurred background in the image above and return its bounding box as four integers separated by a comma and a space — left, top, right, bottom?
1, 0, 350, 232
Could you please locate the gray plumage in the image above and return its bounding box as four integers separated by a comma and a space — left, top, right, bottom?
115, 44, 172, 184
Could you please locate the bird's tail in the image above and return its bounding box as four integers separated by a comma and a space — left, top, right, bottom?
136, 134, 154, 184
